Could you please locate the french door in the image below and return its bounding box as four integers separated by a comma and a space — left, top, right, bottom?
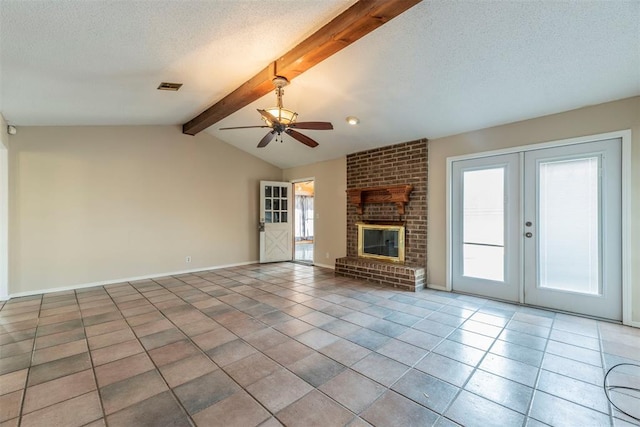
451, 154, 521, 302
522, 140, 621, 319
259, 181, 293, 263
451, 138, 622, 320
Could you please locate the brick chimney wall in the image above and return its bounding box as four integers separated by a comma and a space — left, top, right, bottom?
346, 139, 428, 267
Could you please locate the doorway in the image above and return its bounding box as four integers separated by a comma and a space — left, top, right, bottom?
451, 138, 622, 320
293, 180, 314, 264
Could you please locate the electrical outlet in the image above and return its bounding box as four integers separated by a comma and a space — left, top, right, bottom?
186, 256, 191, 263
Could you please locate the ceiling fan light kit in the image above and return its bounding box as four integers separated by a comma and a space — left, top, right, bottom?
219, 76, 333, 149
262, 77, 298, 126
263, 108, 297, 126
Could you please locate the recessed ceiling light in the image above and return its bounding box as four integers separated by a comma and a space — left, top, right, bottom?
346, 116, 360, 125
157, 82, 183, 91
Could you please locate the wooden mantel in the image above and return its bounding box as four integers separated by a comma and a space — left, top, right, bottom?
347, 184, 413, 215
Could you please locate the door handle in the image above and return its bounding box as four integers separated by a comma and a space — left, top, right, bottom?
259, 221, 265, 232
525, 232, 533, 238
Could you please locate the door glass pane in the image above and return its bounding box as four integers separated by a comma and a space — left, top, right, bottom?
265, 186, 272, 197
274, 187, 280, 198
281, 199, 287, 211
273, 199, 280, 211
538, 157, 600, 294
463, 168, 505, 281
274, 212, 280, 223
281, 187, 287, 198
281, 212, 287, 223
265, 199, 272, 210
265, 212, 272, 223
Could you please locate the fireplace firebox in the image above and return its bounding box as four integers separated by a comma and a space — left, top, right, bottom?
357, 222, 405, 263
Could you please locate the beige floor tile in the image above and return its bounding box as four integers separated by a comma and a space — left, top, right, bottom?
158, 354, 218, 388
31, 339, 88, 365
90, 339, 144, 366
20, 391, 102, 427
247, 369, 313, 413
0, 390, 23, 422
0, 368, 28, 395
320, 369, 386, 414
23, 369, 96, 414
276, 390, 355, 427
100, 370, 167, 415
193, 391, 270, 427
147, 339, 200, 367
224, 353, 282, 387
94, 353, 155, 387
27, 353, 92, 386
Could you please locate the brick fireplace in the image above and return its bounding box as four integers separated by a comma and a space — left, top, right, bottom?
335, 139, 427, 291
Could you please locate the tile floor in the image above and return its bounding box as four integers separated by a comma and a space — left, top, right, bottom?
294, 242, 313, 263
1, 263, 639, 427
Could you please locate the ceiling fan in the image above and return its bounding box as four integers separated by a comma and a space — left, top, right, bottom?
219, 76, 333, 148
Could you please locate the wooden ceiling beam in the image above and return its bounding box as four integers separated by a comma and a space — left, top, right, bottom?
182, 0, 422, 135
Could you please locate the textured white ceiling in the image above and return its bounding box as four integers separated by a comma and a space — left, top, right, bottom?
1, 0, 639, 168
0, 0, 351, 124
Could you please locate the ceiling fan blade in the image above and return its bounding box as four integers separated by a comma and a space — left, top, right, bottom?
288, 121, 333, 130
285, 129, 319, 148
257, 109, 280, 124
219, 125, 271, 130
257, 130, 277, 148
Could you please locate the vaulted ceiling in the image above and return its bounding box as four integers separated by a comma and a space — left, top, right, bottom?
1, 0, 639, 168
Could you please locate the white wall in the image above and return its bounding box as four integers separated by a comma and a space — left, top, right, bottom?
428, 97, 640, 324
9, 125, 282, 296
283, 157, 347, 268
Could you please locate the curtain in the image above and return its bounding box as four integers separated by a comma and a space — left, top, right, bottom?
295, 195, 314, 240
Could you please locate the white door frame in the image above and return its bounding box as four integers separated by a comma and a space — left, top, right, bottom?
291, 177, 315, 263
446, 130, 633, 326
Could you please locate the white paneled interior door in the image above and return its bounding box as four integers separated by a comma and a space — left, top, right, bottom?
260, 181, 293, 263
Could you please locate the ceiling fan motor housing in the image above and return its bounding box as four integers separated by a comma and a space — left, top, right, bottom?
272, 76, 290, 88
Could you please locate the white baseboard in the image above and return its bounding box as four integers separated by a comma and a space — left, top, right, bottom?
313, 262, 335, 270
426, 283, 448, 291
625, 319, 640, 328
4, 260, 258, 300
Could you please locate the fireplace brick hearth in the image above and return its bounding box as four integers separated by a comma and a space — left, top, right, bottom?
336, 139, 427, 291
335, 256, 425, 291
